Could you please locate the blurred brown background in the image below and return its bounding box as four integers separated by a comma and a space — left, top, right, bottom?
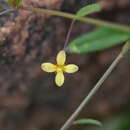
0, 0, 130, 130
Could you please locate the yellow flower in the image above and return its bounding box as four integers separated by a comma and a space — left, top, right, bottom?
41, 50, 79, 87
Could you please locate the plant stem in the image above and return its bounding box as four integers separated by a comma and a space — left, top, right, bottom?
64, 20, 75, 50
19, 6, 130, 33
0, 8, 14, 16
60, 52, 124, 130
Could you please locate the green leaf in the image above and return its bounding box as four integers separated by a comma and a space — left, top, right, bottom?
68, 27, 130, 53
76, 3, 102, 19
73, 118, 102, 127
16, 0, 22, 5
6, 0, 22, 7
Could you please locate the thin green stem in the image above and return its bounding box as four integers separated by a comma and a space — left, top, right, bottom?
60, 51, 124, 130
19, 6, 130, 33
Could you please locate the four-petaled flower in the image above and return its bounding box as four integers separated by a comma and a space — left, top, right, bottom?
41, 50, 79, 87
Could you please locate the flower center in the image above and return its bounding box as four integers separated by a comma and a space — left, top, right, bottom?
56, 65, 65, 72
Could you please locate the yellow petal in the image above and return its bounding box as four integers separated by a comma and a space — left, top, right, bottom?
41, 63, 56, 72
64, 64, 79, 73
56, 50, 66, 65
55, 71, 64, 87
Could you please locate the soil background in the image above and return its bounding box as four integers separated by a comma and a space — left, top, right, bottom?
0, 0, 130, 130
